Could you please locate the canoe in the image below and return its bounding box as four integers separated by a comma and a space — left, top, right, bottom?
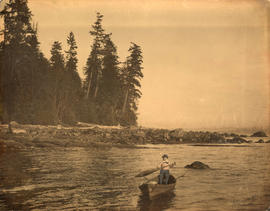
139, 175, 176, 199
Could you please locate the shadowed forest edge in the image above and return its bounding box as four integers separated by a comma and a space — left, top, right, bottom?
0, 0, 144, 130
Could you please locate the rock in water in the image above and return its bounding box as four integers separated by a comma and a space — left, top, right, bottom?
251, 131, 267, 137
185, 161, 210, 169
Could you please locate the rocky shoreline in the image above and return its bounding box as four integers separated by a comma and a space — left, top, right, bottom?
0, 122, 269, 151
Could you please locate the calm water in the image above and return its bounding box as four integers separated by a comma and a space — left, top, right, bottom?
0, 143, 270, 211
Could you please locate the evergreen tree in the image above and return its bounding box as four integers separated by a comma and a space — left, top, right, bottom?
65, 32, 78, 73
50, 41, 65, 71
96, 34, 121, 125
81, 12, 107, 124
84, 12, 105, 100
50, 41, 66, 123
64, 32, 82, 124
120, 42, 143, 125
0, 0, 40, 128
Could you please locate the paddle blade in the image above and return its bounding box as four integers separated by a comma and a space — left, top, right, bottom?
135, 167, 159, 177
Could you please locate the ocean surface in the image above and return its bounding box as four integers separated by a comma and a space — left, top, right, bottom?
0, 143, 270, 211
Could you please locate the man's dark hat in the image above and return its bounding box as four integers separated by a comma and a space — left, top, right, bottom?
162, 154, 168, 158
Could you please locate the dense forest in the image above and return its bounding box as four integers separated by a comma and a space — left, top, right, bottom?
0, 0, 144, 130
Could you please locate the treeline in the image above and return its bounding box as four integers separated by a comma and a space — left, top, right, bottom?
0, 0, 143, 129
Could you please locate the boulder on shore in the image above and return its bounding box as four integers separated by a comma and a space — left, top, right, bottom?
251, 131, 267, 137
185, 161, 210, 169
228, 137, 248, 143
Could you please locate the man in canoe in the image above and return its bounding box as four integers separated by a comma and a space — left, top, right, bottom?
159, 154, 171, 184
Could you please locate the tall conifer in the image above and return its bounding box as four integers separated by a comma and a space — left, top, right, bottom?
64, 32, 82, 124
84, 12, 105, 99
50, 41, 66, 123
120, 43, 143, 125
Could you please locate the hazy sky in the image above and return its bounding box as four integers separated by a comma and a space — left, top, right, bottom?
21, 0, 270, 129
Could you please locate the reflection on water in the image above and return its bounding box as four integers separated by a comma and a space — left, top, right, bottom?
0, 143, 270, 210
137, 192, 175, 211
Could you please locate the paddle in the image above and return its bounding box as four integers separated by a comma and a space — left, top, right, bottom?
135, 162, 176, 177
175, 170, 189, 179
135, 167, 159, 177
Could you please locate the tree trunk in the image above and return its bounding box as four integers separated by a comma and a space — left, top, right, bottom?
94, 82, 99, 99
30, 62, 34, 124
5, 53, 14, 133
93, 68, 101, 99
122, 89, 129, 114
86, 71, 92, 99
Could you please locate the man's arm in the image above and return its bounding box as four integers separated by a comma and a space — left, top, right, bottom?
169, 162, 176, 168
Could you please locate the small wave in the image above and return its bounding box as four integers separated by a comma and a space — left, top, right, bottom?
0, 183, 78, 194
214, 197, 225, 201
189, 144, 258, 148
1, 184, 37, 193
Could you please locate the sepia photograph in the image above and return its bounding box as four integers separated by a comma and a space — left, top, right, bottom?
0, 0, 270, 210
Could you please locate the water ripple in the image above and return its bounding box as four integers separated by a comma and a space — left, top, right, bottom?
0, 144, 269, 210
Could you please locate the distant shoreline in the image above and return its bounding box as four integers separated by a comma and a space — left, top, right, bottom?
0, 122, 269, 151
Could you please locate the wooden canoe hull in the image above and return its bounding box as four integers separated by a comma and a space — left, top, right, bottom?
139, 175, 176, 199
